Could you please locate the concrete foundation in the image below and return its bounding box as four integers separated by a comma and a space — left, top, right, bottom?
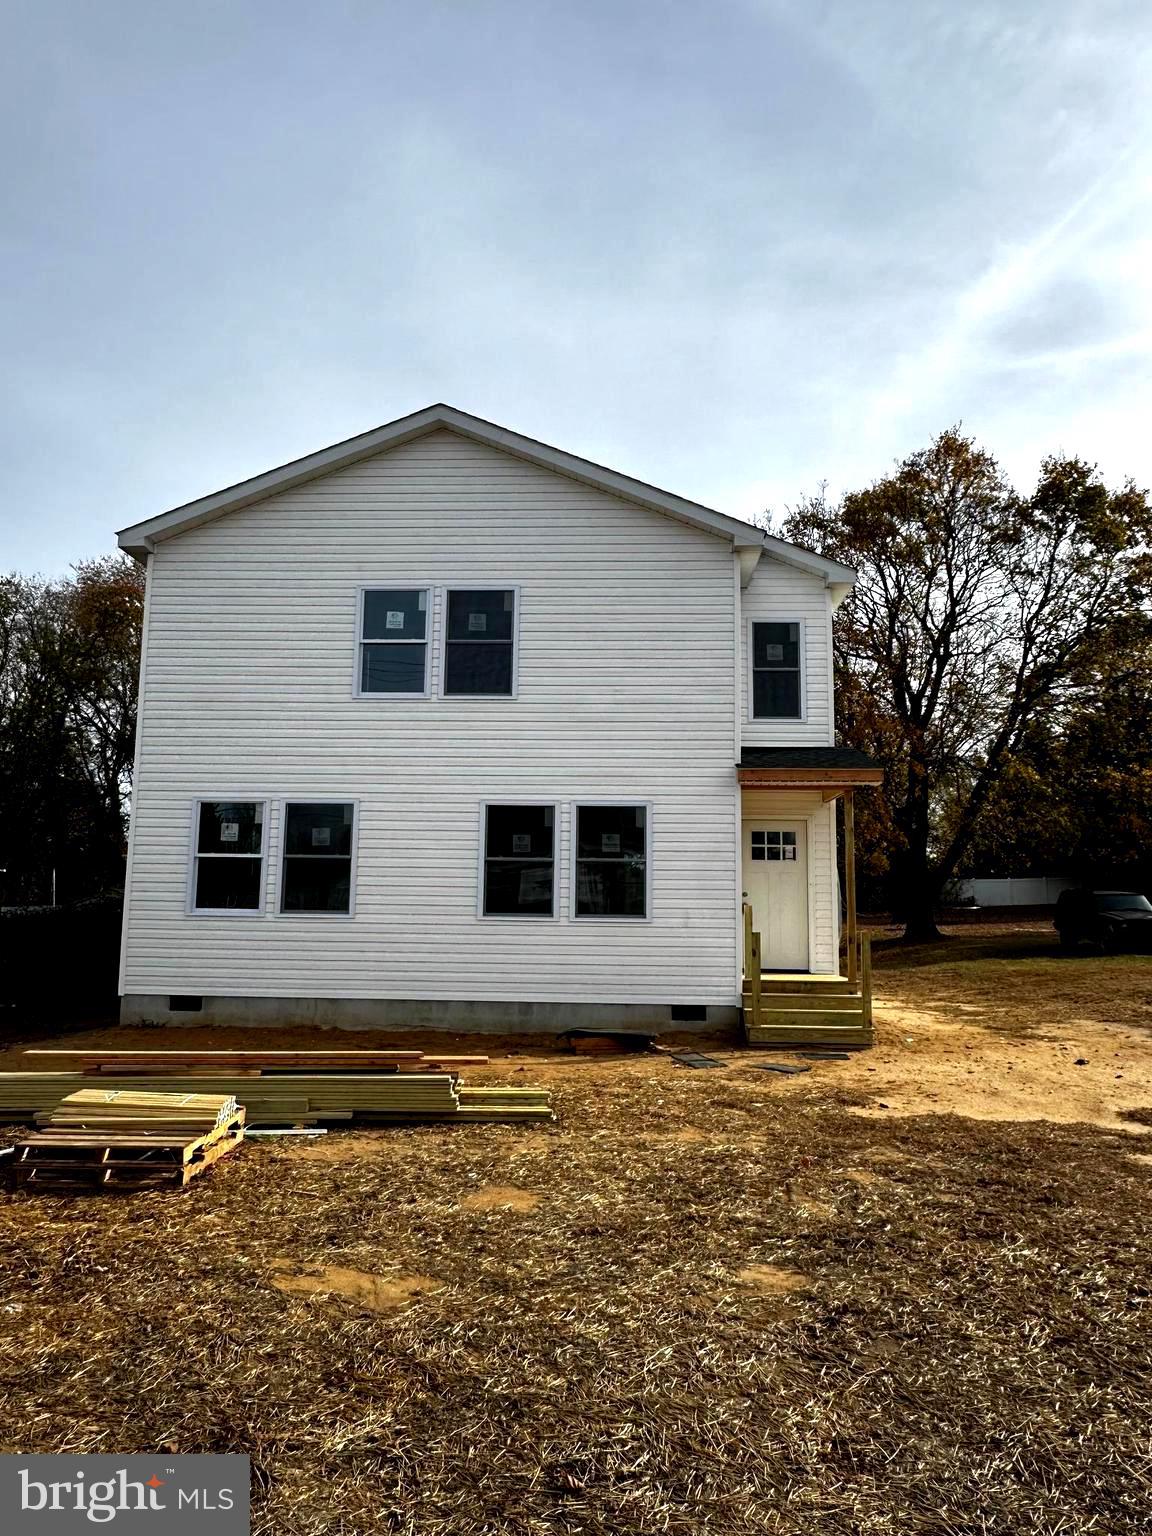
119, 993, 742, 1035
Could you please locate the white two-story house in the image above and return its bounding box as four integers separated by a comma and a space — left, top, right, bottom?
116, 406, 880, 1043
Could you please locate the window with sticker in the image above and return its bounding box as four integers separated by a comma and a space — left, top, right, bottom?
359, 589, 429, 694
444, 590, 516, 696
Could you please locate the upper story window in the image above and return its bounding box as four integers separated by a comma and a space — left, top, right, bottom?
281, 802, 356, 914
359, 589, 429, 694
751, 622, 802, 719
482, 804, 554, 916
574, 804, 649, 919
192, 801, 265, 913
444, 589, 516, 696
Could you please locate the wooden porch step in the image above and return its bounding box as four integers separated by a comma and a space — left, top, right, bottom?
757, 974, 859, 996
745, 1010, 872, 1047
750, 1006, 868, 1030
746, 1029, 871, 1050
742, 989, 863, 1011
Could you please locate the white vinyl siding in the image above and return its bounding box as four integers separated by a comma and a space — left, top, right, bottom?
121, 430, 741, 1005
740, 561, 834, 746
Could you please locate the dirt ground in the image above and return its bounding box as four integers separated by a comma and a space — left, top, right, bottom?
1, 926, 1150, 1534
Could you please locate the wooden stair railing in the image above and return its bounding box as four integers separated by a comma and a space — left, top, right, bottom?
742, 902, 873, 1044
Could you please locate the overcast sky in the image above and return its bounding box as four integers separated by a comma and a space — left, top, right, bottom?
2, 0, 1151, 573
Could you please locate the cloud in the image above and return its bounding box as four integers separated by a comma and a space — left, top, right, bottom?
2, 0, 1151, 567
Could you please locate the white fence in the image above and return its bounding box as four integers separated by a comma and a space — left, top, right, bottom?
956, 877, 1076, 908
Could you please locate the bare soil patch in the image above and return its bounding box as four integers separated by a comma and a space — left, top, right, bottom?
459, 1184, 541, 1212
734, 1263, 810, 1293
268, 1262, 441, 1313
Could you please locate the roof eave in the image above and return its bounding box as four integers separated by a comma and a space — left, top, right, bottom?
116, 403, 773, 556
738, 766, 884, 787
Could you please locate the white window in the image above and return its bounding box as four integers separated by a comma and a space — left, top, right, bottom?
191, 801, 266, 913
280, 802, 356, 914
481, 804, 555, 916
358, 589, 429, 694
444, 589, 516, 696
751, 621, 803, 719
573, 805, 649, 919
750, 829, 797, 861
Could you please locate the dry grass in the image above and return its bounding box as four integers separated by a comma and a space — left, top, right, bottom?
2, 934, 1152, 1533
871, 924, 1152, 1035
2, 1075, 1152, 1532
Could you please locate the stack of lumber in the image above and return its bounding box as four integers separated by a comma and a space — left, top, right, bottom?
40, 1088, 240, 1133
457, 1086, 553, 1121
6, 1089, 245, 1192
1, 1055, 554, 1127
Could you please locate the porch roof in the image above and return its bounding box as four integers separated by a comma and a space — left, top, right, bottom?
737, 747, 883, 787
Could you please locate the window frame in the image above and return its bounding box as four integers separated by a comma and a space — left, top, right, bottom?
748, 616, 806, 723
440, 585, 521, 700
476, 799, 561, 921
354, 585, 434, 699
186, 797, 270, 917
276, 798, 360, 920
569, 800, 653, 923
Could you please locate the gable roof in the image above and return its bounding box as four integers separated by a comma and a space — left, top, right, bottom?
115, 403, 856, 588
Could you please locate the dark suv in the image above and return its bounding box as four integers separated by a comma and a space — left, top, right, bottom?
1054, 889, 1152, 951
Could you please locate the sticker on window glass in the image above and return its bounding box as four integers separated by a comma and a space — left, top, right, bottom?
220, 822, 239, 843
512, 833, 531, 854
468, 612, 487, 632
764, 644, 784, 662
782, 846, 797, 860
602, 833, 621, 853
385, 610, 405, 630
312, 826, 331, 848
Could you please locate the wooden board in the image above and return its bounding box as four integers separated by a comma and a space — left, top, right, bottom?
26, 1051, 490, 1070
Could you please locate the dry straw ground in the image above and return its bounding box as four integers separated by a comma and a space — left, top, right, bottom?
1, 927, 1151, 1535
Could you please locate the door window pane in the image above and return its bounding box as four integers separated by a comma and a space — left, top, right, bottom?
445, 590, 516, 696
752, 622, 802, 718
575, 806, 648, 917
483, 805, 554, 915
192, 801, 264, 910
282, 803, 355, 912
750, 828, 798, 863
360, 589, 428, 693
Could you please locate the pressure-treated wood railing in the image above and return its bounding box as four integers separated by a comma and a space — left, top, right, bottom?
742, 901, 872, 1040
742, 902, 762, 1026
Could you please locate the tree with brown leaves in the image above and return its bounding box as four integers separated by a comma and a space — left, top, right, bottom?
778, 430, 1152, 940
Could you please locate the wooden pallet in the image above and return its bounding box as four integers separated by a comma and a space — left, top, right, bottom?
7, 1116, 245, 1191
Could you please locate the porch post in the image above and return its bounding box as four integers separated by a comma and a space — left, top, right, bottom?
844, 787, 858, 986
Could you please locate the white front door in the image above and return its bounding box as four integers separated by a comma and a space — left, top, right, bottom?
742, 821, 809, 971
